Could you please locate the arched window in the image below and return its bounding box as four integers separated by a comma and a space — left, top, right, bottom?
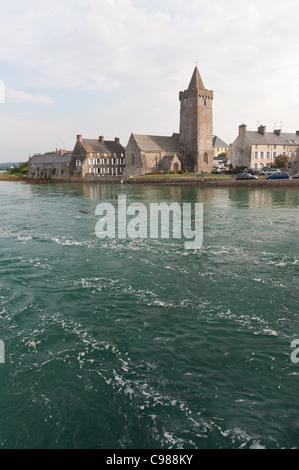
204, 153, 208, 163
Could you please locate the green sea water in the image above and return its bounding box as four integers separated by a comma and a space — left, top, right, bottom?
0, 181, 298, 449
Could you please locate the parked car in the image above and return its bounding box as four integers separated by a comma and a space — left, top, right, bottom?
266, 172, 289, 180
212, 168, 222, 174
236, 173, 258, 180
292, 173, 299, 179
260, 169, 280, 176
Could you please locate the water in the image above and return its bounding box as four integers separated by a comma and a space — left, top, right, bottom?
0, 181, 298, 449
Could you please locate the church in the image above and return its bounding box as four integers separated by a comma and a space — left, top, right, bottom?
123, 66, 214, 177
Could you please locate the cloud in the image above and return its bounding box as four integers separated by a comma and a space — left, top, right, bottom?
5, 87, 54, 106
0, 0, 298, 159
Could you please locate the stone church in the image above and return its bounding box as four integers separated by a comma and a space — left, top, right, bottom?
124, 66, 214, 177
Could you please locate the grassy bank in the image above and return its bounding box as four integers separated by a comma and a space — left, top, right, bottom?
0, 174, 27, 182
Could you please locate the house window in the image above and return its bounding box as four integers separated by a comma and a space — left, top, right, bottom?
273, 152, 277, 158
76, 160, 81, 167
89, 158, 94, 165
255, 152, 258, 159
89, 168, 94, 174
267, 152, 270, 158
260, 152, 264, 158
96, 159, 100, 165
112, 158, 117, 165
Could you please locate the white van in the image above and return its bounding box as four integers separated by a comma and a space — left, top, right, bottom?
260, 168, 280, 176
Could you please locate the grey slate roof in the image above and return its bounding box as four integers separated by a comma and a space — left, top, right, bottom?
82, 139, 125, 154
188, 67, 205, 91
244, 131, 299, 146
279, 133, 299, 146
133, 133, 180, 153
29, 151, 72, 164
213, 136, 228, 148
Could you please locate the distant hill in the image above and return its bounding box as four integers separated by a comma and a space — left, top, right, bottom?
0, 162, 24, 170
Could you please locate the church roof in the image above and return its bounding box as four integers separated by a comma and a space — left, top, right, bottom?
132, 133, 180, 153
188, 66, 205, 91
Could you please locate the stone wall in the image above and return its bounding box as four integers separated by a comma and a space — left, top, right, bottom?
29, 162, 70, 181
123, 134, 143, 177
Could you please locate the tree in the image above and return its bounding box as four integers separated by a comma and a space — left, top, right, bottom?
274, 154, 289, 169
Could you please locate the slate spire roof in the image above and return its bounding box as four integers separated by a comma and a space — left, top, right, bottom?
188, 66, 205, 91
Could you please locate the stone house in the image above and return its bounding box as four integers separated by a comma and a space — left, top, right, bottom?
213, 136, 229, 158
28, 150, 72, 180
231, 124, 299, 170
71, 135, 126, 180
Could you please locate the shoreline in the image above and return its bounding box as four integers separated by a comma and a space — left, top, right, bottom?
1, 175, 299, 187
128, 176, 299, 187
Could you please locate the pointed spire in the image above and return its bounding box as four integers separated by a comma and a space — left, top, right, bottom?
188, 66, 205, 91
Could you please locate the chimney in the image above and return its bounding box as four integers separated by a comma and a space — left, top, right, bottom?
115, 137, 120, 144
77, 134, 82, 143
99, 136, 104, 143
274, 129, 281, 136
239, 124, 247, 135
258, 125, 266, 135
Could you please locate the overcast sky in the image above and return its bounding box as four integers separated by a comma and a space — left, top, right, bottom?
0, 0, 298, 162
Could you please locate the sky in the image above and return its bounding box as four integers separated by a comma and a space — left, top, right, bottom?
0, 0, 298, 162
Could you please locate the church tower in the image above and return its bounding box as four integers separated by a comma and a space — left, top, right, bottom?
179, 67, 214, 173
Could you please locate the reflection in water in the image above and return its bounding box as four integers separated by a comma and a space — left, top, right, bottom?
81, 182, 299, 210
